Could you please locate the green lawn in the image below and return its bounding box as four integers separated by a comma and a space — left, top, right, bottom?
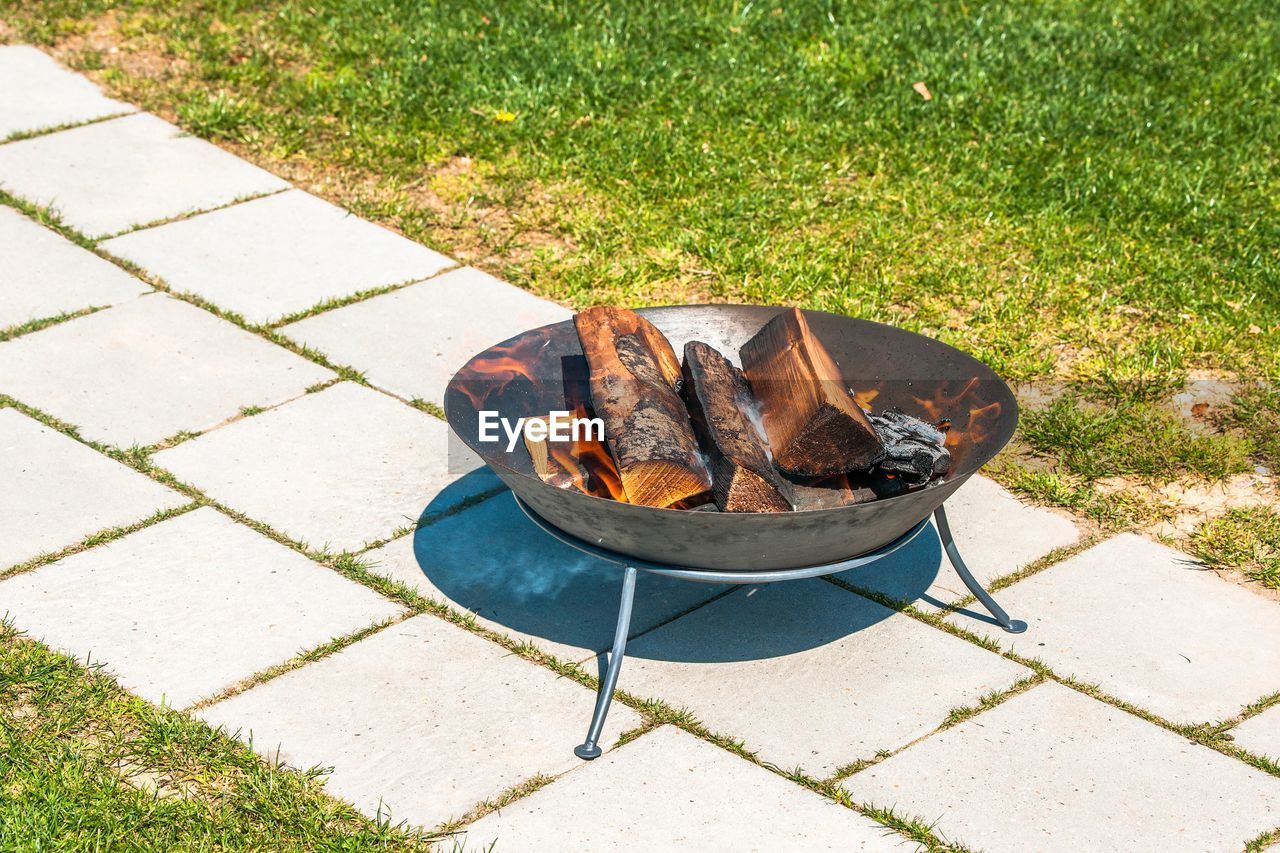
6, 0, 1277, 496
4, 0, 1277, 537
5, 0, 1276, 376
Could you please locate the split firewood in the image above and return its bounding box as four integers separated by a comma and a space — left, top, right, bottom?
739, 307, 886, 477
681, 341, 793, 513
574, 306, 711, 508
868, 409, 951, 483
523, 413, 590, 490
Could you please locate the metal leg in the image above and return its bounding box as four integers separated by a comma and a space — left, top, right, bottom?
575, 565, 638, 759
934, 504, 1027, 634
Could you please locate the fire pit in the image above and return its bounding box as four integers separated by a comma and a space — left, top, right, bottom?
445, 304, 1025, 759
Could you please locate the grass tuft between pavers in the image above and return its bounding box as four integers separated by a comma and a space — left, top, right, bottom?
1193, 506, 1280, 589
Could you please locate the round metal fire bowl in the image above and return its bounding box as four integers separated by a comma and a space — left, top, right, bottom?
514, 493, 933, 583
445, 305, 1018, 571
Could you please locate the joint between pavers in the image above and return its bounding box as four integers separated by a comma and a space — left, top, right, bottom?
266, 262, 461, 330
830, 672, 1049, 786
0, 109, 137, 146
356, 484, 509, 555
1244, 824, 1280, 853
0, 305, 109, 343
430, 772, 559, 839
946, 530, 1110, 611
824, 564, 1280, 780
184, 611, 414, 712
0, 500, 202, 582
1229, 690, 1280, 729
93, 185, 293, 243
0, 188, 96, 250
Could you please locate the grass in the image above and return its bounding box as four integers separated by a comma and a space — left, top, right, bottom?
0, 621, 442, 850
2, 0, 1274, 509
1221, 383, 1280, 472
1192, 506, 1280, 588
2, 0, 1276, 378
1019, 394, 1254, 482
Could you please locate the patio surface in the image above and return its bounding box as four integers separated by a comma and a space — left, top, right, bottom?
2, 47, 1279, 851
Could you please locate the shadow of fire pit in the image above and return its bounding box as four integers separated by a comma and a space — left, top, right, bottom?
406, 490, 945, 663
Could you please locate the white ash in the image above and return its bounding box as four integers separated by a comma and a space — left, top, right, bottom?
868, 408, 952, 483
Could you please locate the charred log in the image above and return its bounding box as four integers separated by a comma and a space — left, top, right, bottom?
785, 472, 877, 510
681, 341, 793, 513
739, 307, 886, 477
868, 408, 951, 484
575, 306, 711, 508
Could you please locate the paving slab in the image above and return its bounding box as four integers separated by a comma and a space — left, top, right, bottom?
0, 206, 150, 329
0, 113, 288, 238
101, 190, 454, 325
462, 725, 907, 852
282, 265, 570, 404
837, 475, 1079, 608
154, 383, 498, 552
0, 46, 135, 139
845, 681, 1280, 852
199, 614, 640, 828
0, 507, 402, 707
1233, 705, 1280, 762
365, 492, 727, 665
619, 579, 1029, 777
947, 533, 1280, 724
0, 295, 332, 448
0, 408, 185, 570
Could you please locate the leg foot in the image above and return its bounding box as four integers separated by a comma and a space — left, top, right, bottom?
934, 505, 1027, 634
576, 565, 638, 759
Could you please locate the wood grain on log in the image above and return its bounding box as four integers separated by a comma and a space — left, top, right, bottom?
575, 306, 711, 508
523, 414, 588, 490
681, 341, 793, 513
739, 307, 886, 477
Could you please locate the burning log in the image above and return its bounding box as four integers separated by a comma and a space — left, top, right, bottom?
575, 306, 711, 508
868, 408, 951, 484
523, 413, 589, 490
681, 341, 793, 513
739, 307, 886, 477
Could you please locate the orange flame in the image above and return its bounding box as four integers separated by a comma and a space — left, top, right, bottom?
912, 376, 980, 423
908, 376, 1002, 465
955, 400, 1002, 451
852, 387, 880, 411
545, 404, 628, 502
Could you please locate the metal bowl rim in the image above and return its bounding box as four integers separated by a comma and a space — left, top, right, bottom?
445, 303, 1019, 519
